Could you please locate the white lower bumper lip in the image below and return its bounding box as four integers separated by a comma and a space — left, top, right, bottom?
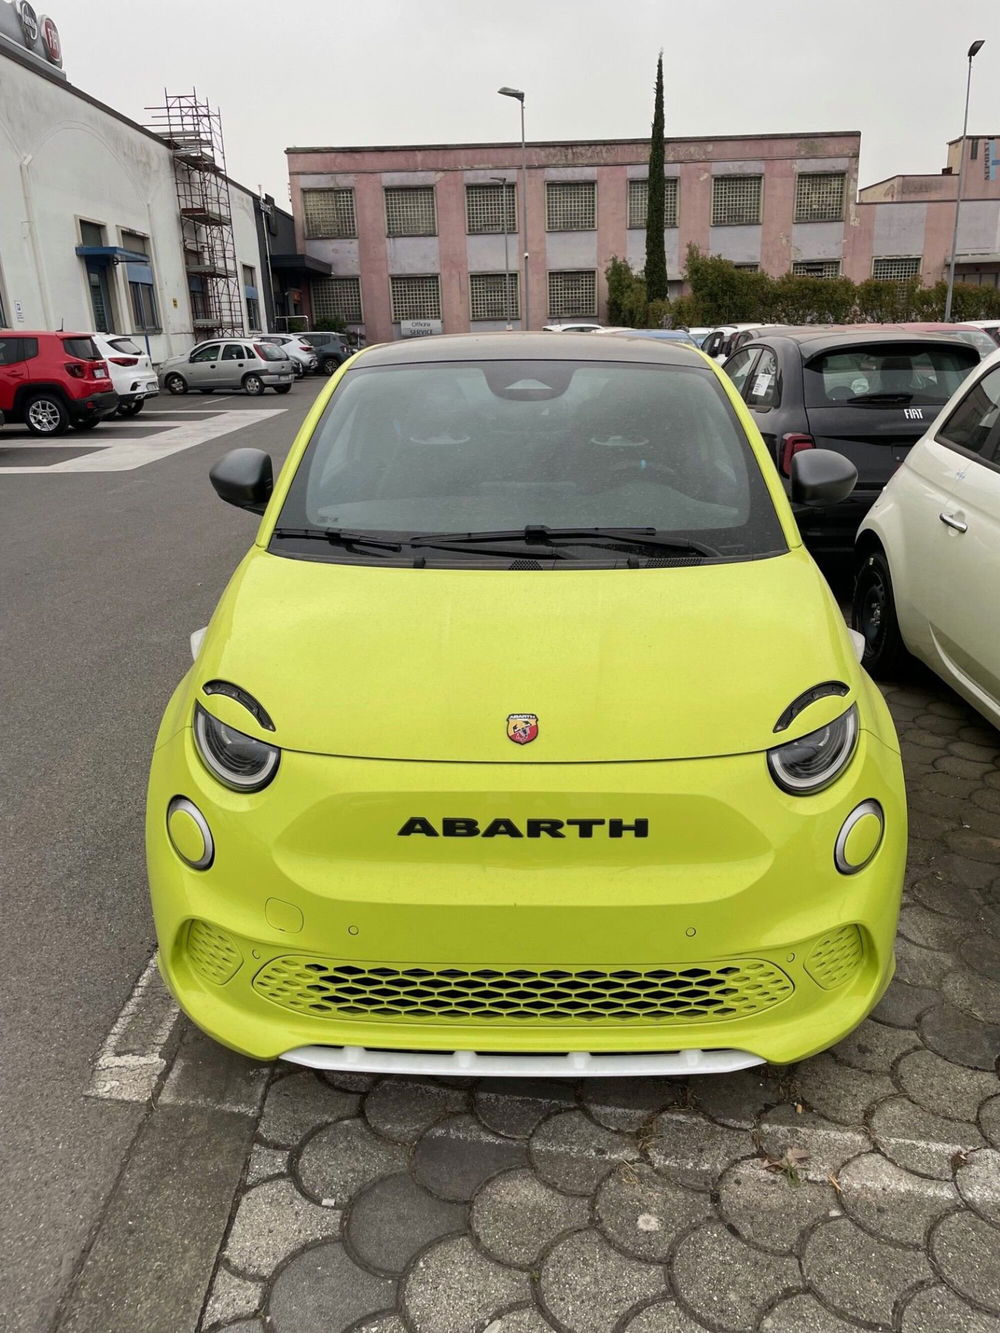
280, 1044, 764, 1078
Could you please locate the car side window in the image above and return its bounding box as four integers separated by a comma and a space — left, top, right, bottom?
724, 348, 761, 398
745, 348, 780, 409
0, 336, 37, 365
221, 344, 246, 361
938, 365, 1000, 464
191, 343, 221, 363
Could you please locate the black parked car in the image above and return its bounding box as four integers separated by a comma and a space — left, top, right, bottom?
721, 329, 980, 552
298, 332, 351, 376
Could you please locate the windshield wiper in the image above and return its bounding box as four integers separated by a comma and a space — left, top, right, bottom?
409, 526, 715, 556
846, 392, 913, 404
272, 526, 403, 552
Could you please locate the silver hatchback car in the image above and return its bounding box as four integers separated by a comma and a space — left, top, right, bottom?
159, 339, 295, 396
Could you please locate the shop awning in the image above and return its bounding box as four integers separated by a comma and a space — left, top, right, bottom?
269, 252, 333, 276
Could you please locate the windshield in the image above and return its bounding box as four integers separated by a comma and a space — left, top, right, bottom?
275, 359, 786, 563
256, 343, 287, 362
804, 343, 977, 407
951, 328, 1000, 358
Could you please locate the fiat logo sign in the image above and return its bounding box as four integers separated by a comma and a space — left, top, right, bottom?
39, 13, 62, 66
16, 0, 39, 44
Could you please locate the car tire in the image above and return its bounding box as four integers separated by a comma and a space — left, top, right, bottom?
23, 393, 70, 436
243, 374, 265, 396
70, 418, 101, 431
292, 363, 304, 378
274, 384, 292, 395
320, 356, 338, 376
117, 399, 145, 417
164, 373, 188, 395
853, 549, 910, 678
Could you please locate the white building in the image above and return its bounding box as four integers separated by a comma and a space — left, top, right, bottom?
0, 2, 280, 361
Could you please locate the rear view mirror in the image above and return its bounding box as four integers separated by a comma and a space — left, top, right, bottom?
210, 447, 273, 514
790, 449, 857, 507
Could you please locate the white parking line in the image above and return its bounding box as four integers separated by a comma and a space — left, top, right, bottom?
87, 954, 179, 1103
0, 408, 286, 473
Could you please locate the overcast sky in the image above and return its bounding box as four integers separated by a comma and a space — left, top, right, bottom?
55, 0, 999, 207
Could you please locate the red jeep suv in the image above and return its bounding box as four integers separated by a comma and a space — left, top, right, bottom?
0, 332, 119, 435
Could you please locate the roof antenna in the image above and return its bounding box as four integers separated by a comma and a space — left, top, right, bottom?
58, 317, 64, 331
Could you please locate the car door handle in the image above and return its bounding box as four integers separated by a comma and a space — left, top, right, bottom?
939, 512, 968, 533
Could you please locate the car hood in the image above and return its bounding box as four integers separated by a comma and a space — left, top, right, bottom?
192, 546, 862, 763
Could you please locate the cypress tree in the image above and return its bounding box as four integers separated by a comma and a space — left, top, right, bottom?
644, 51, 668, 302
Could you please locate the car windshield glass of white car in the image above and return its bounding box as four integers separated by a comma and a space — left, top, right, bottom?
273, 360, 787, 566
256, 343, 286, 362
804, 343, 977, 408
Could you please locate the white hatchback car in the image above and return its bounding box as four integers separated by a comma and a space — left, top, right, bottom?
90, 333, 159, 417
854, 347, 1000, 730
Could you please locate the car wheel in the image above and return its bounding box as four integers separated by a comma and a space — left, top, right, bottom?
70, 418, 101, 431
23, 393, 69, 436
164, 373, 188, 395
243, 374, 265, 396
274, 384, 292, 395
321, 356, 338, 376
117, 399, 145, 417
853, 549, 909, 678
292, 362, 304, 378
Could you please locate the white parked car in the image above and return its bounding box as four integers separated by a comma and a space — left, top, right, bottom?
854, 347, 1000, 730
258, 333, 318, 376
90, 333, 159, 417
541, 322, 606, 333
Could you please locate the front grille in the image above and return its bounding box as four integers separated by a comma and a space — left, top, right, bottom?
252, 957, 794, 1025
804, 926, 863, 990
188, 919, 242, 985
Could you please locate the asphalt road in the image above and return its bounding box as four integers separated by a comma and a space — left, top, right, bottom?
0, 381, 323, 1332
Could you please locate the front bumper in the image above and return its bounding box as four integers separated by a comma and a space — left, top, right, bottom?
147, 719, 906, 1068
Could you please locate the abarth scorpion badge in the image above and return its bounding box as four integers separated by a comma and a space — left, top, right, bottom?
507, 713, 539, 745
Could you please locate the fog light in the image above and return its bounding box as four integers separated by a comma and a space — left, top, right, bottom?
167, 796, 214, 869
834, 800, 884, 874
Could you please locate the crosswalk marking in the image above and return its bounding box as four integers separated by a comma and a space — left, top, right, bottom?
0, 408, 287, 473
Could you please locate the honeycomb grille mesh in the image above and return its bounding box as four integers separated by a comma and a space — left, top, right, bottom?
804, 926, 863, 990
188, 919, 242, 986
252, 957, 794, 1025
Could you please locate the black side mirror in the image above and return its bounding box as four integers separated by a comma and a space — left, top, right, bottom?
790, 448, 857, 507
210, 448, 273, 514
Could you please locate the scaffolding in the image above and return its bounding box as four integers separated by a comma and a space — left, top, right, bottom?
145, 90, 245, 338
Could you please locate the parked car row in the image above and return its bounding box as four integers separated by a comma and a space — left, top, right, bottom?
0, 330, 119, 435
715, 322, 1000, 729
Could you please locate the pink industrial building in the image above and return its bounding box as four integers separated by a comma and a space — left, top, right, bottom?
286, 131, 1000, 341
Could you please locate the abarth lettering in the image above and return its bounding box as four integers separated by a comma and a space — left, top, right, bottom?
396, 817, 649, 838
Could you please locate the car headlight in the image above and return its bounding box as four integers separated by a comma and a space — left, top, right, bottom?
767, 704, 859, 795
193, 702, 280, 791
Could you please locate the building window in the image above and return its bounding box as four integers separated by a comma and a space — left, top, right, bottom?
547, 269, 597, 318
243, 264, 260, 329
792, 260, 842, 279
469, 272, 520, 321
466, 183, 517, 234
390, 275, 441, 322
312, 276, 364, 324
627, 178, 678, 229
872, 257, 921, 282
545, 181, 596, 232
794, 172, 847, 224
711, 175, 763, 226
188, 275, 209, 322
302, 188, 357, 239
384, 186, 437, 237
733, 263, 760, 272
121, 230, 159, 332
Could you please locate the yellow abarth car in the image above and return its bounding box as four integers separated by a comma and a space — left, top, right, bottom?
147, 334, 906, 1077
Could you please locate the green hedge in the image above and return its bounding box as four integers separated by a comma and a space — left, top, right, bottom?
606, 246, 1000, 329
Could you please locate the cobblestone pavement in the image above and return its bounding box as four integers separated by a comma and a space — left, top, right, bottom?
196, 679, 1000, 1333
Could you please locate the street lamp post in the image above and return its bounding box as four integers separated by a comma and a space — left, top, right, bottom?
498, 86, 529, 329
490, 176, 513, 329
944, 39, 985, 323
